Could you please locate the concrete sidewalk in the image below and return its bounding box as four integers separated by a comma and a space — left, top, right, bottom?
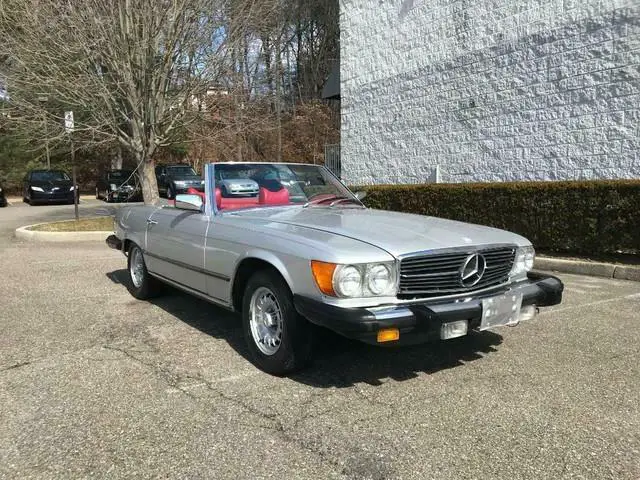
536, 256, 640, 282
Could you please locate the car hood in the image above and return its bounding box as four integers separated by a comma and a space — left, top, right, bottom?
30, 179, 73, 189
114, 182, 138, 189
171, 175, 202, 182
229, 207, 530, 257
220, 179, 258, 187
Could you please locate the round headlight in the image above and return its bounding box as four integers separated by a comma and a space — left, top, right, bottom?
366, 264, 393, 295
334, 265, 362, 297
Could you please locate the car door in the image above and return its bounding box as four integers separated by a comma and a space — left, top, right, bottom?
144, 205, 209, 295
203, 216, 241, 305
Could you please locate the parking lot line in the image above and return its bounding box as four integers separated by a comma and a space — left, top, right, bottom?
540, 292, 640, 315
564, 286, 587, 294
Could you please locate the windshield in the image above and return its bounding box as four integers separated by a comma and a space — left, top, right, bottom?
107, 171, 133, 181
31, 171, 69, 182
167, 166, 197, 176
212, 163, 359, 211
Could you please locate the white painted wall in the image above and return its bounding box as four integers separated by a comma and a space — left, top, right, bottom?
340, 0, 640, 184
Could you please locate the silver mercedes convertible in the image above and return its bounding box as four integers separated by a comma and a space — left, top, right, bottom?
107, 162, 563, 375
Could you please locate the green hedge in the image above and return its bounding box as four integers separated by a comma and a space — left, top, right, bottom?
358, 180, 640, 256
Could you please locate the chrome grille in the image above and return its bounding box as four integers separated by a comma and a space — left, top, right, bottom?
398, 246, 516, 297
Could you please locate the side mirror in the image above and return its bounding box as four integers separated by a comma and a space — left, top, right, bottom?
175, 194, 203, 212
354, 191, 367, 201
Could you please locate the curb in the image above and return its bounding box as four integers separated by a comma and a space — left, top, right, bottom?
535, 256, 640, 282
15, 224, 112, 243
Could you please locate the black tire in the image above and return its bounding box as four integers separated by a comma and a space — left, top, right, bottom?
126, 243, 163, 300
167, 185, 175, 200
242, 269, 313, 375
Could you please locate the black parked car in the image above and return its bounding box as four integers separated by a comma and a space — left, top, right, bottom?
23, 169, 76, 205
0, 183, 7, 207
96, 169, 142, 203
155, 164, 204, 199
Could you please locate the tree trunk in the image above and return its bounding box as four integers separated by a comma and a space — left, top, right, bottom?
262, 36, 273, 95
139, 157, 160, 205
275, 31, 282, 163
111, 144, 123, 170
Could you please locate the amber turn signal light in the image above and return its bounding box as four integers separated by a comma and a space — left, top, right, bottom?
310, 260, 337, 296
377, 328, 400, 343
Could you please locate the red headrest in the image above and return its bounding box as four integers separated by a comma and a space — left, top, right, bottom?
259, 186, 290, 205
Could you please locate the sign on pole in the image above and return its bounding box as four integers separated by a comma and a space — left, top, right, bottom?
64, 111, 74, 133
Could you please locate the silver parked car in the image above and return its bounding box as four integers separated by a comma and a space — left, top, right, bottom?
107, 162, 563, 375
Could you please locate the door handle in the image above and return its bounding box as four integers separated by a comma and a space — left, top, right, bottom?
146, 219, 158, 226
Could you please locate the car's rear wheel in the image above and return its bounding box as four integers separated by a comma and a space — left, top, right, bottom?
242, 269, 313, 375
127, 243, 163, 300
167, 185, 175, 200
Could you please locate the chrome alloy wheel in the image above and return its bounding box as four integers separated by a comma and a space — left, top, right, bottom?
249, 287, 283, 356
130, 248, 145, 288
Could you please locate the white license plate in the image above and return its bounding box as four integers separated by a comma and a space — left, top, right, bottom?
479, 292, 523, 330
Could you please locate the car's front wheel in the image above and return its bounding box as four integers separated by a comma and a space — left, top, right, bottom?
127, 243, 163, 300
166, 185, 175, 200
242, 269, 313, 375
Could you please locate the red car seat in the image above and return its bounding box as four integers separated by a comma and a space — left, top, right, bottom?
259, 186, 290, 205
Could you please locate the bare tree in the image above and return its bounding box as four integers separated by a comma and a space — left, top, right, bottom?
0, 0, 240, 203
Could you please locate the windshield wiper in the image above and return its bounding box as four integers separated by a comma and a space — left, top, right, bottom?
303, 194, 363, 208
328, 197, 363, 207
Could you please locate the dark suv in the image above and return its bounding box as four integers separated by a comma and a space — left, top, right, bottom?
155, 164, 204, 199
96, 169, 142, 203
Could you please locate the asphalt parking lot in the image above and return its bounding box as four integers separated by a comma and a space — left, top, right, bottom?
1, 202, 639, 479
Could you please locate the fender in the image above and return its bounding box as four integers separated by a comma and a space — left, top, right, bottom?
232, 248, 295, 292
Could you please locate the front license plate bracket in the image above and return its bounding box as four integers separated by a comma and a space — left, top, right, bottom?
479, 292, 523, 330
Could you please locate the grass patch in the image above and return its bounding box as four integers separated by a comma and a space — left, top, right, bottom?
30, 216, 114, 232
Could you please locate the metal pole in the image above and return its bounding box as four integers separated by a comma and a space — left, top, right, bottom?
45, 134, 50, 170
72, 143, 79, 221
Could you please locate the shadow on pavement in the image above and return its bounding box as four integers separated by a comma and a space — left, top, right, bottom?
292, 328, 503, 388
107, 268, 503, 387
